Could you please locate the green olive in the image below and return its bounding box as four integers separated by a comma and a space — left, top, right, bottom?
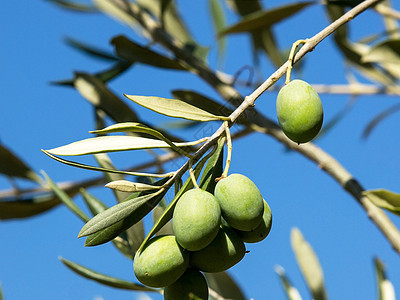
133, 235, 189, 288
235, 199, 272, 243
215, 174, 264, 231
173, 189, 221, 251
276, 79, 323, 144
189, 225, 246, 273
164, 268, 208, 300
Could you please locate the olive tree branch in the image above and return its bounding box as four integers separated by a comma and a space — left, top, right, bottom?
110, 0, 400, 254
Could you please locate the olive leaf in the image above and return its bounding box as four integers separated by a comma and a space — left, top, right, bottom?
42, 171, 90, 222
47, 0, 97, 12
152, 205, 174, 236
45, 135, 202, 156
42, 150, 172, 179
0, 143, 41, 183
111, 35, 186, 70
59, 257, 157, 292
124, 95, 230, 122
208, 0, 227, 64
78, 188, 165, 238
363, 189, 400, 216
65, 37, 119, 61
362, 39, 400, 64
91, 122, 193, 157
0, 194, 61, 220
219, 2, 313, 36
374, 257, 396, 300
73, 72, 140, 123
275, 265, 303, 300
80, 188, 133, 258
291, 227, 327, 300
362, 103, 400, 140
205, 271, 246, 300
105, 180, 162, 192
199, 136, 225, 193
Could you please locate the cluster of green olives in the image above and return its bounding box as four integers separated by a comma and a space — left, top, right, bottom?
133, 173, 272, 299
276, 79, 323, 144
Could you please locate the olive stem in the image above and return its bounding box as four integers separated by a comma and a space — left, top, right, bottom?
189, 160, 200, 189
285, 39, 308, 84
222, 121, 232, 178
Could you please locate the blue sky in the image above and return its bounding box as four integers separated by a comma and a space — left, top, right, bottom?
1, 1, 400, 299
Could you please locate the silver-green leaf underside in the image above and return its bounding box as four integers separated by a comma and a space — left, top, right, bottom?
124, 95, 230, 122
291, 228, 327, 300
46, 135, 201, 156
105, 180, 162, 192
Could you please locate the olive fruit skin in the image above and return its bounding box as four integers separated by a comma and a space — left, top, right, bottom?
235, 199, 272, 243
133, 235, 189, 288
189, 225, 246, 273
215, 174, 264, 231
173, 189, 221, 251
276, 79, 323, 144
164, 268, 209, 300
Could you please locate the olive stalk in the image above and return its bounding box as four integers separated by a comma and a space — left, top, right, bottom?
285, 39, 307, 84
221, 121, 232, 178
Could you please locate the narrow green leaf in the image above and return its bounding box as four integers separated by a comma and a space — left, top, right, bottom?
275, 265, 303, 300
205, 271, 246, 300
137, 0, 208, 62
59, 257, 157, 292
74, 72, 140, 123
0, 194, 61, 220
42, 171, 89, 222
42, 150, 173, 178
52, 61, 134, 87
152, 205, 174, 236
111, 35, 186, 70
105, 180, 162, 192
171, 90, 233, 118
362, 103, 400, 140
209, 0, 227, 64
84, 177, 169, 247
219, 2, 313, 36
78, 189, 165, 237
375, 257, 396, 300
125, 95, 230, 122
46, 135, 202, 156
0, 282, 3, 300
198, 136, 225, 193
91, 122, 193, 157
93, 0, 141, 31
361, 39, 400, 78
291, 228, 327, 300
363, 189, 400, 216
65, 37, 118, 61
94, 153, 145, 253
362, 39, 400, 64
0, 144, 41, 182
47, 0, 97, 12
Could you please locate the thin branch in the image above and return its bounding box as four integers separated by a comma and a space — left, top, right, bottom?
116, 0, 400, 254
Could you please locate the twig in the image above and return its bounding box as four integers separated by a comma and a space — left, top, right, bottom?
114, 0, 400, 254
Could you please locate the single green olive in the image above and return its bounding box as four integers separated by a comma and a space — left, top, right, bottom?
235, 199, 272, 243
276, 79, 323, 144
215, 174, 264, 231
189, 225, 246, 273
173, 189, 221, 251
164, 268, 209, 300
133, 235, 189, 288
